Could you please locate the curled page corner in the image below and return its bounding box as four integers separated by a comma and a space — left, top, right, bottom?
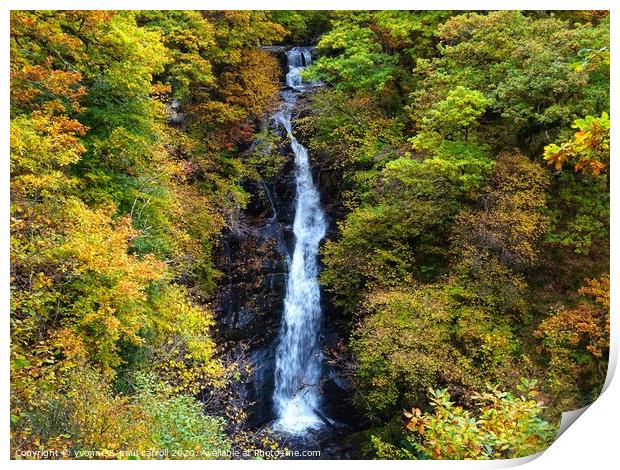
554, 322, 616, 440
495, 405, 599, 467
556, 405, 590, 439
493, 451, 545, 467
601, 327, 618, 395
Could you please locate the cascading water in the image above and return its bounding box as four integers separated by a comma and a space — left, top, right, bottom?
272, 47, 327, 434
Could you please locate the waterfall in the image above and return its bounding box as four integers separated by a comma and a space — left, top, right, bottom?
272, 47, 327, 433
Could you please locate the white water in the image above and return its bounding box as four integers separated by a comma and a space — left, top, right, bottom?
272, 47, 327, 433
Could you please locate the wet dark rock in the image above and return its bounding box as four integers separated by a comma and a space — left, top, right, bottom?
213, 122, 297, 428
245, 345, 277, 426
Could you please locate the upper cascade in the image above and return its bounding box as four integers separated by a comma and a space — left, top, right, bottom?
285, 47, 314, 90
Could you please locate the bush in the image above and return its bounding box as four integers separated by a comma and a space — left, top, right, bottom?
372, 381, 557, 459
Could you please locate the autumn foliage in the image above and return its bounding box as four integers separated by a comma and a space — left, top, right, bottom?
305, 10, 609, 459
10, 9, 610, 460
10, 10, 287, 459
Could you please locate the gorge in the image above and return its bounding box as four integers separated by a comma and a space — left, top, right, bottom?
214, 46, 351, 452
272, 47, 328, 434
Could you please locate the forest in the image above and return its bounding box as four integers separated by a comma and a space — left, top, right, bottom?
10, 10, 610, 460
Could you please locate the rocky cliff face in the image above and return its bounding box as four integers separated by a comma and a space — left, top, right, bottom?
214, 143, 297, 425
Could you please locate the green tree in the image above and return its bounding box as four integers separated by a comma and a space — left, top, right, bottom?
409, 11, 609, 149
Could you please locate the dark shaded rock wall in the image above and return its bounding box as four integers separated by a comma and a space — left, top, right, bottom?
214, 142, 297, 426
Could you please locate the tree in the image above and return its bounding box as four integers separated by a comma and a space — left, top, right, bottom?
411, 86, 491, 145
373, 382, 556, 459
351, 287, 470, 416
536, 276, 609, 409
10, 10, 278, 458
306, 12, 400, 94
306, 11, 452, 98
409, 11, 610, 149
544, 112, 610, 176
453, 153, 550, 270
